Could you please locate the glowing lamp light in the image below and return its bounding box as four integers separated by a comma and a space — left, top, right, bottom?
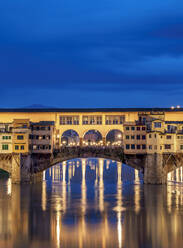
177, 105, 181, 109
171, 106, 175, 110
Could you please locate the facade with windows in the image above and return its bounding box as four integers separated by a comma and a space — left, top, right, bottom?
56, 113, 126, 147
1, 109, 183, 155
82, 115, 102, 125
105, 115, 125, 125
29, 121, 54, 153
12, 119, 31, 153
123, 122, 147, 154
60, 116, 79, 125
0, 133, 12, 153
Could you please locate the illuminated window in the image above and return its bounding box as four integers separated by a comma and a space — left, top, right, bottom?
60, 116, 79, 125
83, 116, 102, 125
105, 115, 125, 125
33, 145, 37, 150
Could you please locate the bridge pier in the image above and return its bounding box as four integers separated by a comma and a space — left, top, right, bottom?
11, 154, 31, 184
11, 154, 44, 184
11, 154, 32, 184
144, 153, 166, 184
80, 137, 83, 146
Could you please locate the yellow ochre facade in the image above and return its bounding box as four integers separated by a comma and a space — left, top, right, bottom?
0, 108, 183, 154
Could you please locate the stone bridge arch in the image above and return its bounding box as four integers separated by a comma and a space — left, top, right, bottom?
82, 129, 103, 146
163, 153, 183, 173
105, 129, 123, 146
0, 154, 12, 174
61, 129, 80, 146
32, 147, 145, 173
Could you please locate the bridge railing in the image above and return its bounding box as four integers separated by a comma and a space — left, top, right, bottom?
53, 146, 124, 160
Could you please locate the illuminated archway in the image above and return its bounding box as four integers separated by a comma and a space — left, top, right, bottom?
61, 130, 80, 146
106, 129, 123, 146
83, 130, 103, 146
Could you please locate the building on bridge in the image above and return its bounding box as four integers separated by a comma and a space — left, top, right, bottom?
12, 119, 31, 153
29, 121, 55, 153
123, 121, 146, 154
0, 108, 183, 184
0, 119, 55, 155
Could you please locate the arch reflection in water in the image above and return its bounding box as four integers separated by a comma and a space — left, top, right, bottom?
1, 158, 183, 248
44, 158, 142, 248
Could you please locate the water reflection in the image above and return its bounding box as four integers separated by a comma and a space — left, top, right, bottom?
0, 158, 183, 247
168, 166, 183, 183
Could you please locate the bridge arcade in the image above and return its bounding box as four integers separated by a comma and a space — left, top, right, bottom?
0, 108, 183, 184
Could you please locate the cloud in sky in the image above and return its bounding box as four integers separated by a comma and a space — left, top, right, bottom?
0, 0, 183, 107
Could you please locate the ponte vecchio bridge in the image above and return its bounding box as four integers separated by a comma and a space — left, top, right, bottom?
0, 107, 183, 184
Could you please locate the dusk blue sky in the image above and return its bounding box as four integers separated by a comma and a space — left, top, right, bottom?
0, 0, 183, 108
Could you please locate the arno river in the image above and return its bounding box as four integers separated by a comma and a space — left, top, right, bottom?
0, 158, 183, 248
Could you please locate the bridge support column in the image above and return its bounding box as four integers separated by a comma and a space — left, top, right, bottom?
80, 137, 83, 146
31, 171, 43, 183
11, 154, 32, 184
144, 153, 166, 184
102, 137, 106, 146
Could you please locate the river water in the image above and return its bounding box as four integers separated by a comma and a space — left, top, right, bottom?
0, 158, 183, 248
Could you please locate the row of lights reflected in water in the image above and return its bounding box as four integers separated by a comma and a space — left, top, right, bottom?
4, 159, 183, 248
